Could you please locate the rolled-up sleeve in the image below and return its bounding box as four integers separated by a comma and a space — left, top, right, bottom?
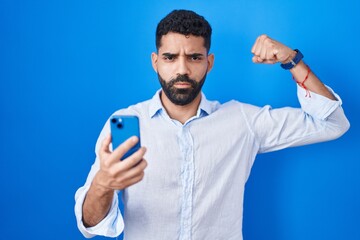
248, 85, 350, 153
297, 85, 342, 120
74, 183, 124, 238
74, 120, 124, 238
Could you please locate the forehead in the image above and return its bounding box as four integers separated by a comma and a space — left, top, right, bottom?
158, 32, 206, 53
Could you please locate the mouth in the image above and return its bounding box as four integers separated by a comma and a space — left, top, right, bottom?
173, 81, 192, 88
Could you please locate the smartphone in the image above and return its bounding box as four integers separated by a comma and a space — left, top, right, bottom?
110, 115, 141, 160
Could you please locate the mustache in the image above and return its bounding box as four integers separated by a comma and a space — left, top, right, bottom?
169, 75, 197, 87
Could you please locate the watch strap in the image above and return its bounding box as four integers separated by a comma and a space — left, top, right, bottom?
280, 49, 303, 70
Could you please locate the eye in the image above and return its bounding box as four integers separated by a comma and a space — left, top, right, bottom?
164, 56, 173, 61
163, 55, 175, 61
189, 55, 203, 61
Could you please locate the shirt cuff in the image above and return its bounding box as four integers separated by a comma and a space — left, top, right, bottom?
297, 85, 342, 120
74, 185, 124, 238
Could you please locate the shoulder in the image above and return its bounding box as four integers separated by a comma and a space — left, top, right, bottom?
111, 98, 153, 117
217, 100, 264, 115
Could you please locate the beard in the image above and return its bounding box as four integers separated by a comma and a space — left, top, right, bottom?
157, 73, 207, 106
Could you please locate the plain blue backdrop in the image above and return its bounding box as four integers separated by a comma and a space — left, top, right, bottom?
1, 0, 359, 239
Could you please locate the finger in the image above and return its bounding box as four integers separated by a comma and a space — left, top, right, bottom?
128, 171, 146, 185
267, 44, 279, 61
111, 160, 147, 189
253, 56, 277, 64
110, 136, 140, 163
106, 158, 147, 189
99, 134, 112, 160
121, 147, 147, 170
270, 49, 279, 62
252, 55, 263, 63
251, 36, 261, 54
261, 36, 276, 61
262, 59, 277, 64
119, 171, 146, 189
101, 134, 111, 151
259, 44, 267, 61
120, 159, 148, 180
266, 50, 277, 62
253, 38, 262, 57
252, 55, 258, 63
256, 34, 269, 57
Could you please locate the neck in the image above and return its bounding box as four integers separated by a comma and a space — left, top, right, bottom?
160, 92, 201, 124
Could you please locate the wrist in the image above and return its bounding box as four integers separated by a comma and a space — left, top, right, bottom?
290, 61, 312, 97
91, 173, 114, 197
281, 49, 303, 70
282, 50, 297, 64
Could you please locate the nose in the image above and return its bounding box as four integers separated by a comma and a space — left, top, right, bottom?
176, 57, 190, 76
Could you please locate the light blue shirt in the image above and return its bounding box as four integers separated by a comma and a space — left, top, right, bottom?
75, 86, 349, 239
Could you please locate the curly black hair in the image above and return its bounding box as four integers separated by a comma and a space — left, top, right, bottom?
156, 10, 212, 53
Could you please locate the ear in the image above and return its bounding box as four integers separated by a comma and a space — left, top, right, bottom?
206, 53, 215, 73
151, 52, 158, 73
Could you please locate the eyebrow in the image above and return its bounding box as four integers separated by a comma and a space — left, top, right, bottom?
162, 52, 205, 58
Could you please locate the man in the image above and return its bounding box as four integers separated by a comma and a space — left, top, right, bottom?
75, 9, 350, 239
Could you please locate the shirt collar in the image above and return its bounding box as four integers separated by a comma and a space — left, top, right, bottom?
149, 89, 214, 118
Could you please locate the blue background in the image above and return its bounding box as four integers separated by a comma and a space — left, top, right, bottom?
1, 0, 359, 239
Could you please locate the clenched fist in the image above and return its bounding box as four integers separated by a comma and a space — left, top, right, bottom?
251, 34, 296, 64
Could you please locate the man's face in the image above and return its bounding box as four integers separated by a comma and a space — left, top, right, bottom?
157, 70, 206, 106
151, 32, 214, 106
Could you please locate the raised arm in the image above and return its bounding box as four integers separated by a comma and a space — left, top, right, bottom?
251, 34, 336, 100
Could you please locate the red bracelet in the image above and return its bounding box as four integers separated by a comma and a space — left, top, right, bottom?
293, 65, 311, 97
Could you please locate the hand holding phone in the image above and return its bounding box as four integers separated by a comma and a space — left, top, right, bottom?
110, 115, 141, 160
91, 119, 146, 192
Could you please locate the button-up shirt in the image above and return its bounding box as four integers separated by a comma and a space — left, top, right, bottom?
75, 86, 349, 239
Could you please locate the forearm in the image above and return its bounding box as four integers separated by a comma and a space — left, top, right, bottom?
251, 35, 339, 101
290, 60, 336, 100
82, 180, 115, 227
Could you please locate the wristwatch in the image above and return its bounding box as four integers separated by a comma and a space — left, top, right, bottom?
280, 49, 303, 70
